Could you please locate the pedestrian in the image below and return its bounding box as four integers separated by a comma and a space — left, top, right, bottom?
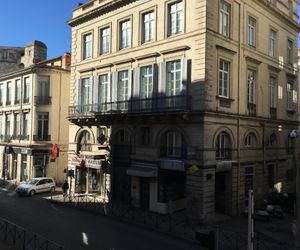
292, 220, 298, 244
62, 179, 69, 198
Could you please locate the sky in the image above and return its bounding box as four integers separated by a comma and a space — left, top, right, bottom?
0, 1, 299, 59
0, 0, 80, 59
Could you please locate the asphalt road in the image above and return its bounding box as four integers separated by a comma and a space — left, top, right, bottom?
0, 188, 202, 250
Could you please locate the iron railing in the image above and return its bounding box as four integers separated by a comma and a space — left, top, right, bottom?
0, 217, 65, 250
33, 134, 51, 141
160, 146, 197, 160
34, 96, 52, 105
51, 194, 293, 250
68, 95, 189, 116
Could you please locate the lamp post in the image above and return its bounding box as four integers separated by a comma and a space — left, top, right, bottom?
289, 130, 300, 249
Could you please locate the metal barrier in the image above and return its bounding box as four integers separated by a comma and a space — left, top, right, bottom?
57, 194, 294, 250
0, 217, 65, 250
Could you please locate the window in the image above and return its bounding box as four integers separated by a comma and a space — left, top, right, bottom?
0, 115, 2, 136
117, 70, 129, 110
140, 66, 153, 109
100, 26, 110, 54
119, 20, 131, 49
6, 81, 12, 105
219, 59, 230, 98
269, 76, 277, 108
5, 114, 10, 138
166, 60, 182, 107
83, 33, 92, 59
38, 76, 50, 96
287, 39, 293, 65
14, 79, 21, 105
216, 132, 231, 159
37, 113, 49, 140
12, 154, 17, 180
24, 77, 30, 103
99, 74, 110, 111
14, 113, 20, 139
77, 130, 92, 152
247, 70, 256, 104
165, 131, 182, 157
269, 30, 276, 57
22, 113, 29, 140
168, 1, 183, 36
81, 78, 93, 106
219, 1, 231, 37
0, 83, 3, 106
287, 82, 293, 111
245, 134, 253, 147
21, 154, 27, 182
141, 127, 150, 145
142, 11, 155, 43
248, 16, 256, 47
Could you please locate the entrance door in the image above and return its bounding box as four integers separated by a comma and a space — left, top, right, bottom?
215, 172, 226, 213
140, 178, 150, 209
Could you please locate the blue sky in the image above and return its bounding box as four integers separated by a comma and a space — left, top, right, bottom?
0, 1, 79, 59
0, 1, 299, 59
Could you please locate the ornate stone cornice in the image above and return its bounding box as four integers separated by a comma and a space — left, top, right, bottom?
68, 0, 138, 27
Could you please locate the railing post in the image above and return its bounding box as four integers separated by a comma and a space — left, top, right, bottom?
23, 229, 26, 250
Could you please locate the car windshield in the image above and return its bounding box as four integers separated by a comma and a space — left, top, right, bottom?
27, 179, 39, 185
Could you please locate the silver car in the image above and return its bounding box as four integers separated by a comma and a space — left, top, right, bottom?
15, 177, 56, 196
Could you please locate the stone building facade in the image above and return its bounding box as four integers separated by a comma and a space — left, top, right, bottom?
67, 0, 299, 222
0, 41, 47, 75
0, 43, 70, 186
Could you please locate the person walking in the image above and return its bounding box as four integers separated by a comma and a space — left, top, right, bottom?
62, 179, 69, 199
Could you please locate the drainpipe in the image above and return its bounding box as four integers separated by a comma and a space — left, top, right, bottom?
236, 0, 242, 215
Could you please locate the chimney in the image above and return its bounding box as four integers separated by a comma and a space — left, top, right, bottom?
62, 52, 71, 69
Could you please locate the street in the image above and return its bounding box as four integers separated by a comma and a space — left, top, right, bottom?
0, 187, 202, 250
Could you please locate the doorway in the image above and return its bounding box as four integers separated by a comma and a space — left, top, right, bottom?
140, 178, 150, 209
215, 172, 227, 213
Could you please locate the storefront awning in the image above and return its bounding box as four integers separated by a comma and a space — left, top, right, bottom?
127, 166, 157, 178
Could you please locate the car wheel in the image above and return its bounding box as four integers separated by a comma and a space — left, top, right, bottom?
29, 190, 35, 196
50, 187, 55, 193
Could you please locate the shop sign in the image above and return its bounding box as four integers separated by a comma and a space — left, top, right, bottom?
85, 159, 102, 170
160, 160, 185, 171
71, 156, 84, 166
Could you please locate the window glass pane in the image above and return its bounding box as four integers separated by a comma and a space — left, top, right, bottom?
83, 33, 92, 59
168, 1, 183, 36
100, 27, 110, 54
142, 11, 155, 43
81, 78, 92, 105
166, 60, 181, 96
120, 20, 131, 49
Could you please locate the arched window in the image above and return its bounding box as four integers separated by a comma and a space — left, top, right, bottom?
77, 130, 92, 152
162, 130, 185, 157
244, 133, 256, 147
216, 132, 231, 159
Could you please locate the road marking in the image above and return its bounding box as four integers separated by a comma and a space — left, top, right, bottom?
82, 232, 89, 245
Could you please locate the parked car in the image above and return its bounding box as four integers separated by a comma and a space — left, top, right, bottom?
15, 177, 56, 196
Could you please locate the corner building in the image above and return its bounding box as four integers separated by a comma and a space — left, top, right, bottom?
0, 41, 71, 186
68, 0, 299, 222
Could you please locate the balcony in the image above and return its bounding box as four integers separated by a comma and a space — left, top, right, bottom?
34, 96, 52, 105
11, 135, 20, 140
5, 101, 11, 106
23, 97, 30, 104
14, 99, 20, 105
69, 95, 189, 117
216, 148, 232, 160
160, 146, 197, 160
3, 135, 12, 142
20, 135, 29, 141
248, 103, 256, 116
270, 107, 277, 119
33, 134, 51, 141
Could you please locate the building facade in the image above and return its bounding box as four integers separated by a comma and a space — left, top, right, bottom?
0, 41, 70, 185
68, 0, 299, 222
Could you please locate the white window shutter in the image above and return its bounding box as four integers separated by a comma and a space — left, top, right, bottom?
76, 79, 81, 106
93, 76, 99, 108
111, 72, 118, 111
181, 58, 188, 95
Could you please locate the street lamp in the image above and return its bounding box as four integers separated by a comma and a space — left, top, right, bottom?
289, 129, 300, 249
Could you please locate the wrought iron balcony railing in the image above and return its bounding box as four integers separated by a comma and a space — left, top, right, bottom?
14, 99, 20, 105
160, 146, 197, 160
34, 96, 52, 105
248, 103, 256, 116
23, 97, 30, 104
270, 107, 277, 119
69, 95, 189, 117
11, 135, 21, 140
216, 148, 232, 160
33, 134, 51, 141
20, 135, 29, 141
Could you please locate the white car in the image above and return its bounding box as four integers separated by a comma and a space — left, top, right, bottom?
15, 177, 56, 196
